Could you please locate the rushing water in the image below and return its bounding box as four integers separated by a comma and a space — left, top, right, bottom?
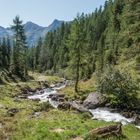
28, 81, 140, 128
28, 82, 66, 107
90, 108, 140, 129
90, 108, 134, 125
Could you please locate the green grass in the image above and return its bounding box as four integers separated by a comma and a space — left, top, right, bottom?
0, 72, 140, 140
29, 71, 62, 84
2, 109, 139, 140
60, 76, 96, 101
10, 110, 112, 140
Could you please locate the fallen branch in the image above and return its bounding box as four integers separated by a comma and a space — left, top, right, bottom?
88, 123, 122, 138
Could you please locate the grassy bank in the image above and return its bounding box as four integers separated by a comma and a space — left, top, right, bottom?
0, 72, 140, 140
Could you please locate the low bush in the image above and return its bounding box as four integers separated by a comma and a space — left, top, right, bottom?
38, 102, 53, 111
97, 67, 138, 109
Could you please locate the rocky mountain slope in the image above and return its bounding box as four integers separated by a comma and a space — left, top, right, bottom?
0, 19, 63, 46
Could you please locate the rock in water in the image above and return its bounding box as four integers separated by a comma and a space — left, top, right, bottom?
133, 115, 140, 126
83, 92, 106, 109
57, 102, 71, 110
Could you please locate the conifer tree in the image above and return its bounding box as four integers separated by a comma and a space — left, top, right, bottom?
69, 14, 86, 92
6, 37, 11, 67
11, 16, 28, 78
35, 37, 42, 70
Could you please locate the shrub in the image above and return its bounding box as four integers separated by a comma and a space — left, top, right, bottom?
80, 112, 93, 120
105, 50, 116, 65
38, 102, 53, 111
97, 67, 137, 109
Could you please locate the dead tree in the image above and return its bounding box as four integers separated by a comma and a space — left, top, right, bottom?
88, 123, 122, 138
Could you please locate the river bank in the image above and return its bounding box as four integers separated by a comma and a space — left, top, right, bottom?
24, 80, 140, 129
0, 73, 140, 140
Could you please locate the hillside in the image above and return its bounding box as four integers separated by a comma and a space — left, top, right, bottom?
28, 0, 140, 81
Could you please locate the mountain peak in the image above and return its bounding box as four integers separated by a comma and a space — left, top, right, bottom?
0, 19, 64, 46
46, 19, 63, 32
53, 19, 59, 23
24, 21, 43, 31
52, 19, 63, 25
25, 21, 39, 26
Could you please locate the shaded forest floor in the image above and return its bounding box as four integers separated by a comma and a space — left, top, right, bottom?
0, 72, 140, 140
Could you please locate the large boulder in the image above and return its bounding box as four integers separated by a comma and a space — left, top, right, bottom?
58, 101, 92, 116
83, 92, 106, 109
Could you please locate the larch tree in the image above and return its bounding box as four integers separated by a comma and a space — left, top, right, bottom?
69, 14, 86, 92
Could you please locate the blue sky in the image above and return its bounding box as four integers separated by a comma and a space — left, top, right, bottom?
0, 0, 106, 27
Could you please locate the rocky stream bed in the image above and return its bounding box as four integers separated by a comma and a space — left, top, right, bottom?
21, 80, 140, 129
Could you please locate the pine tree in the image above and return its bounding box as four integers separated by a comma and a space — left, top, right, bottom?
11, 16, 28, 78
6, 37, 11, 67
35, 37, 42, 70
0, 41, 2, 67
27, 0, 139, 87
1, 38, 8, 67
27, 46, 36, 72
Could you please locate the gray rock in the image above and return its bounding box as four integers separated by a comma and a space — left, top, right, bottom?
71, 101, 89, 113
133, 115, 140, 125
58, 101, 92, 115
83, 92, 106, 109
57, 102, 71, 110
122, 112, 134, 118
48, 93, 65, 102
7, 108, 19, 117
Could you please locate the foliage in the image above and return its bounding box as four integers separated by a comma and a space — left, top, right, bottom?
0, 37, 11, 69
97, 67, 138, 109
69, 13, 86, 92
38, 102, 53, 111
27, 0, 139, 92
11, 16, 28, 78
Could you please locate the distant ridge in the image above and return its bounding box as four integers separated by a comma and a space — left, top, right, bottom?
0, 19, 64, 46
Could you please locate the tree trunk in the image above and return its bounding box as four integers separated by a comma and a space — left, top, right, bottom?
75, 46, 80, 93
88, 123, 122, 138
